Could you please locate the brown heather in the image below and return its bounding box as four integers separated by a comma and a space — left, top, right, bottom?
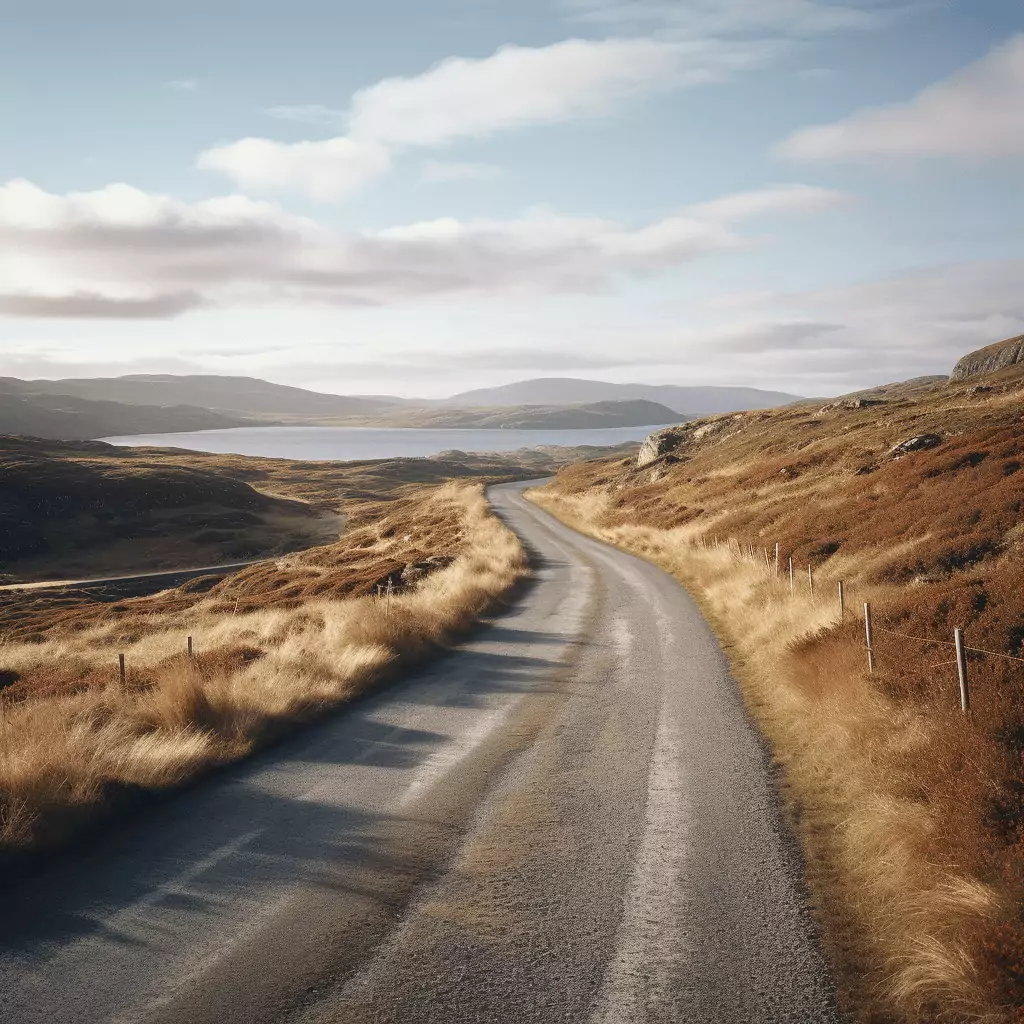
0, 482, 525, 857
530, 369, 1024, 1024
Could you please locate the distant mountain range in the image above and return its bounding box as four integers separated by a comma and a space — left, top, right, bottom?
446, 378, 802, 413
14, 374, 403, 418
0, 373, 798, 441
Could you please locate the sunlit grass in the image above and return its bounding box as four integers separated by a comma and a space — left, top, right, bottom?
530, 371, 1024, 1024
0, 483, 525, 855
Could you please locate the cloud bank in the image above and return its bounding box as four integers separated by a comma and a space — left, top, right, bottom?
0, 179, 843, 318
778, 35, 1024, 162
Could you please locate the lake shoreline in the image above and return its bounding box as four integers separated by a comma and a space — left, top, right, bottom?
100, 424, 666, 462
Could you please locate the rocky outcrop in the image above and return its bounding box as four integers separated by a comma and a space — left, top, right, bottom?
636, 425, 690, 467
950, 334, 1024, 381
889, 434, 942, 459
634, 421, 700, 466
818, 397, 883, 414
635, 417, 733, 467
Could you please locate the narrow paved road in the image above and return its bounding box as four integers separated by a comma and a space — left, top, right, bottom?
0, 481, 842, 1024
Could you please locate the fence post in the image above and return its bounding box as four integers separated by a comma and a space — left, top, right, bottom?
838, 580, 845, 620
954, 628, 970, 713
863, 603, 874, 673
187, 635, 194, 658
118, 652, 126, 686
808, 564, 814, 601
764, 547, 771, 571
774, 543, 780, 577
789, 557, 795, 596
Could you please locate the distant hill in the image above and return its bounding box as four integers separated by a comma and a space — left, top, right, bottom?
0, 379, 251, 441
20, 374, 408, 419
393, 399, 684, 430
0, 372, 786, 439
445, 378, 802, 414
0, 435, 330, 578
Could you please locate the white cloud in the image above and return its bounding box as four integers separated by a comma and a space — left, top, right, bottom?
198, 36, 765, 199
197, 136, 392, 201
0, 179, 838, 318
684, 183, 849, 221
165, 78, 198, 92
346, 38, 755, 148
777, 35, 1024, 162
419, 160, 503, 183
264, 104, 345, 126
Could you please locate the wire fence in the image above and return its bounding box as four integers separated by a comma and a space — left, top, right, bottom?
702, 531, 1020, 714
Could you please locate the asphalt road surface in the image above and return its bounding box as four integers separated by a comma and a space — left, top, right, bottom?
0, 480, 842, 1024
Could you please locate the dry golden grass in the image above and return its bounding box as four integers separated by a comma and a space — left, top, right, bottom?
0, 482, 525, 857
531, 369, 1024, 1024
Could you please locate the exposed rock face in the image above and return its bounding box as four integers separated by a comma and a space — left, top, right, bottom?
636, 425, 690, 467
635, 417, 734, 467
950, 334, 1024, 381
889, 434, 942, 459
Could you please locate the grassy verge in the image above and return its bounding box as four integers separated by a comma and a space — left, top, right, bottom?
0, 482, 525, 857
529, 372, 1024, 1024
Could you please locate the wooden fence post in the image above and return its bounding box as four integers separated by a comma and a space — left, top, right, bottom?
954, 628, 970, 713
838, 581, 845, 620
118, 652, 126, 686
774, 543, 780, 577
863, 603, 874, 673
789, 557, 795, 596
187, 635, 194, 658
808, 564, 814, 601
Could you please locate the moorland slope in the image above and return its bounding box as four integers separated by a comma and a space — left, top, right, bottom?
531, 342, 1024, 1023
0, 437, 337, 580
0, 443, 528, 858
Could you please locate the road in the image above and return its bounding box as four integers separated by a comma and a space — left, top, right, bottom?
0, 480, 842, 1024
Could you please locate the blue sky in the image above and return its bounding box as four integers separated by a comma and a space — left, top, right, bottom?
1, 0, 1022, 396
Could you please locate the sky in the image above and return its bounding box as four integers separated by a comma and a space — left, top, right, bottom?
1, 0, 1022, 398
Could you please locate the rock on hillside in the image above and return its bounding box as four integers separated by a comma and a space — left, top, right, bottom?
950, 334, 1024, 381
636, 417, 732, 467
637, 426, 688, 467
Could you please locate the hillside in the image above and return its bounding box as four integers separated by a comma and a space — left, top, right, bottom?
390, 398, 684, 429
531, 350, 1024, 1022
445, 377, 802, 413
0, 436, 340, 581
951, 333, 1024, 381
0, 379, 253, 440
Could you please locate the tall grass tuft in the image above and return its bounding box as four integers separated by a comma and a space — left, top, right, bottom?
0, 483, 525, 857
531, 469, 1024, 1023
